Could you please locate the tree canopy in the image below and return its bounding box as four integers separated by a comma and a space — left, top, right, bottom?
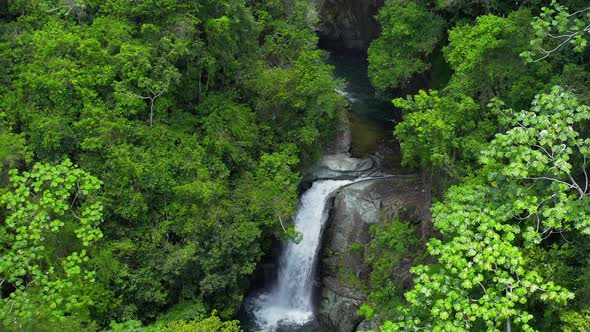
363, 1, 590, 331
2, 0, 590, 331
0, 0, 344, 330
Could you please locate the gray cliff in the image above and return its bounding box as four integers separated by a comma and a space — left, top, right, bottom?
317, 176, 429, 331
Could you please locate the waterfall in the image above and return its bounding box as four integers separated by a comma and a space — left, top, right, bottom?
249, 179, 354, 331
242, 48, 387, 332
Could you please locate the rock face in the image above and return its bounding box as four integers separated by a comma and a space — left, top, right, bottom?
314, 0, 385, 50
356, 319, 380, 332
318, 176, 428, 332
304, 154, 384, 185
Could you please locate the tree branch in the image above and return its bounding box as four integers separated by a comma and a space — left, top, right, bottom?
568, 6, 590, 18
278, 216, 287, 232
525, 176, 575, 189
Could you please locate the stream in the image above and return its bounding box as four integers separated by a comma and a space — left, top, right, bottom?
241, 50, 392, 332
328, 51, 396, 158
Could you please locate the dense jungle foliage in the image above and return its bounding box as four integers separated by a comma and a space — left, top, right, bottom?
2, 0, 590, 331
363, 0, 590, 331
0, 0, 345, 330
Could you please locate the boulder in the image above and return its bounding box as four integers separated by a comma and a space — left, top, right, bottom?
303, 154, 385, 188
326, 108, 353, 155
356, 319, 380, 332
319, 279, 364, 332
317, 176, 427, 332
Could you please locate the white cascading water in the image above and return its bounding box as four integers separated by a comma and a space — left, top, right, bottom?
250, 179, 354, 331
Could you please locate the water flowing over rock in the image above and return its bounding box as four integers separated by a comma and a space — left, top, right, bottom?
247, 179, 355, 331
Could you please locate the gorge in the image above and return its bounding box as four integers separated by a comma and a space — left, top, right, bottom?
241, 31, 429, 330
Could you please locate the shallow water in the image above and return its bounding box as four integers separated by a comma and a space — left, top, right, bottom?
327, 52, 396, 157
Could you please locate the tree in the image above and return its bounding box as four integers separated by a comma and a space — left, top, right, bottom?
443, 9, 542, 108
0, 0, 345, 327
434, 0, 499, 15
0, 132, 30, 172
384, 87, 590, 331
196, 93, 258, 170
166, 312, 241, 332
247, 49, 341, 163
106, 310, 242, 332
0, 159, 103, 330
368, 0, 444, 92
393, 89, 490, 174
523, 1, 590, 62
254, 0, 318, 67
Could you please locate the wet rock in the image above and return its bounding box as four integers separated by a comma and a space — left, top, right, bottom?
356, 319, 380, 332
326, 108, 352, 155
319, 278, 364, 332
314, 0, 385, 50
318, 176, 427, 332
303, 154, 385, 188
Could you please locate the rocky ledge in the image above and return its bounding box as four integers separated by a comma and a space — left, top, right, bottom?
303, 154, 384, 185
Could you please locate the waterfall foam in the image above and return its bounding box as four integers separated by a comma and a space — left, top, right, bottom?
248, 179, 354, 331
